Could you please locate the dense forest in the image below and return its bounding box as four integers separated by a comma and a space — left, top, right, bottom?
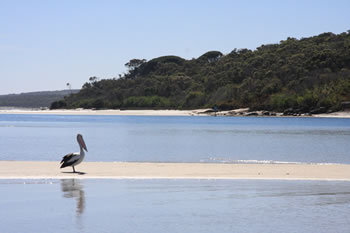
51, 31, 350, 113
0, 90, 79, 108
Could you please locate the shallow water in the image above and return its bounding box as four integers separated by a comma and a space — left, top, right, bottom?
0, 179, 349, 233
1, 114, 350, 163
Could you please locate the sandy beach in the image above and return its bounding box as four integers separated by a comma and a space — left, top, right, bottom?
1, 108, 350, 118
0, 108, 201, 116
0, 161, 349, 180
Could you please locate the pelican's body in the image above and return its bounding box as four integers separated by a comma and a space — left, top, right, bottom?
60, 134, 88, 173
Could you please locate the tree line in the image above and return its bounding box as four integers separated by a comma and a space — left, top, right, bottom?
51, 31, 350, 113
0, 90, 79, 108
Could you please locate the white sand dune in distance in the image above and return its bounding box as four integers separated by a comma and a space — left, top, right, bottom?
1, 108, 350, 117
0, 161, 349, 181
0, 108, 200, 116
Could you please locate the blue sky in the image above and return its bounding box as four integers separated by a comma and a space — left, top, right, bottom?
0, 0, 349, 94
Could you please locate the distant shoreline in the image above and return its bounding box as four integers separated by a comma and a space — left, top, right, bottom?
0, 108, 200, 116
0, 161, 349, 180
0, 108, 350, 118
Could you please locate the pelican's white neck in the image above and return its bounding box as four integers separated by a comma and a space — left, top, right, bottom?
79, 145, 85, 156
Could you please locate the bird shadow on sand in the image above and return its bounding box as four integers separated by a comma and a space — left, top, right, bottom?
62, 171, 86, 175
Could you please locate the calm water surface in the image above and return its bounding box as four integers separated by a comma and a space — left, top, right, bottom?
0, 179, 349, 233
1, 114, 350, 163
1, 115, 350, 232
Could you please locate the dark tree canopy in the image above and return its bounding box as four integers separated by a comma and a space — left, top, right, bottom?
51, 31, 350, 113
198, 51, 223, 63
125, 59, 147, 71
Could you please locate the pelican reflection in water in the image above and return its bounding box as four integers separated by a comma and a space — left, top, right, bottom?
61, 179, 85, 215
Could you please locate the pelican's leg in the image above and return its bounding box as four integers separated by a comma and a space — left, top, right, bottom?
73, 166, 76, 173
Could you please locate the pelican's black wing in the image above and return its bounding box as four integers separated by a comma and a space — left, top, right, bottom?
60, 153, 79, 168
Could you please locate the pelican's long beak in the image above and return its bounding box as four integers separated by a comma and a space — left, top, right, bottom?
82, 139, 88, 152
81, 138, 88, 152
78, 134, 88, 152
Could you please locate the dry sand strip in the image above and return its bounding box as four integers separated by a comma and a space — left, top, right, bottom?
1, 109, 350, 118
0, 161, 350, 180
0, 109, 199, 116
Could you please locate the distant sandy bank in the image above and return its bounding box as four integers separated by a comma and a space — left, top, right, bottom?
0, 161, 349, 180
1, 108, 350, 118
0, 108, 202, 116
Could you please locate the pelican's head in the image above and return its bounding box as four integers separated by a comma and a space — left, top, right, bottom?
77, 134, 88, 152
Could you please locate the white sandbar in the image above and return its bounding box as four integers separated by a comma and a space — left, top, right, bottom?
0, 161, 349, 180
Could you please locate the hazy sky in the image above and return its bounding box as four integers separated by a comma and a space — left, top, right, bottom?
1, 0, 349, 95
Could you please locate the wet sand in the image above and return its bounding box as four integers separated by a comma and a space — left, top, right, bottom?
0, 161, 349, 180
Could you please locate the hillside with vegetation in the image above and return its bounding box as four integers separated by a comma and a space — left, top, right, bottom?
0, 90, 79, 108
51, 31, 350, 113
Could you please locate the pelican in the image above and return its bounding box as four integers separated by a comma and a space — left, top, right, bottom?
60, 134, 88, 173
